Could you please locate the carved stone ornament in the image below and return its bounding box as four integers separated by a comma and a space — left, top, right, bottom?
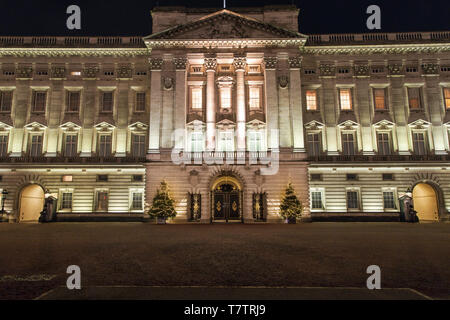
422, 63, 439, 75
319, 64, 336, 76
388, 64, 403, 75
173, 57, 187, 70
264, 57, 278, 70
149, 58, 163, 70
163, 77, 174, 90
51, 67, 66, 78
83, 66, 99, 78
278, 75, 289, 89
204, 58, 217, 71
200, 16, 248, 39
189, 170, 199, 187
117, 66, 132, 78
288, 56, 302, 69
353, 65, 369, 76
233, 57, 247, 71
16, 66, 33, 78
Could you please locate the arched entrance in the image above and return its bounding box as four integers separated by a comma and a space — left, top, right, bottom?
19, 184, 45, 222
412, 183, 439, 221
211, 176, 243, 223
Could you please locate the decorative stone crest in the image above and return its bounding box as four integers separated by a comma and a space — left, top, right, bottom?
200, 17, 248, 39
173, 57, 187, 70
233, 57, 247, 71
263, 57, 278, 70
189, 170, 200, 187
51, 67, 66, 78
16, 66, 33, 78
83, 66, 99, 78
319, 64, 336, 76
388, 64, 403, 75
288, 56, 302, 69
117, 66, 132, 79
421, 63, 439, 75
204, 58, 217, 71
149, 58, 163, 70
278, 75, 289, 89
163, 77, 174, 90
353, 65, 369, 76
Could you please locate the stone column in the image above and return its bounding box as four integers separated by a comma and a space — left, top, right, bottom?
234, 57, 247, 152
321, 75, 338, 155
205, 57, 217, 151
289, 56, 305, 152
264, 57, 279, 151
424, 70, 446, 154
355, 73, 374, 155
148, 57, 163, 153
174, 57, 187, 151
389, 65, 409, 154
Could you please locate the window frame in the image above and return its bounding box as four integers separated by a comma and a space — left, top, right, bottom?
341, 131, 357, 156
346, 188, 361, 211
0, 90, 13, 113
129, 188, 145, 212
101, 91, 114, 113
443, 87, 450, 110
66, 90, 81, 113
382, 187, 398, 212
376, 131, 392, 155
131, 133, 146, 157
306, 90, 318, 111
64, 133, 78, 157
373, 88, 388, 110
339, 88, 353, 111
135, 91, 146, 112
58, 189, 74, 212
29, 134, 43, 157
32, 90, 47, 113
217, 130, 235, 152
412, 131, 428, 155
307, 132, 322, 156
98, 134, 113, 157
0, 134, 9, 158
310, 188, 325, 211
407, 87, 423, 110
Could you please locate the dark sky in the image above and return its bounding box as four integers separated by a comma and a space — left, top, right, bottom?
0, 0, 448, 36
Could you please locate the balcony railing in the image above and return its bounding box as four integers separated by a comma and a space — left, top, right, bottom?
0, 155, 147, 164
308, 154, 450, 162
0, 36, 146, 48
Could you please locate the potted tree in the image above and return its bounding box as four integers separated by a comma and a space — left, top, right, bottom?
280, 183, 303, 224
148, 181, 177, 224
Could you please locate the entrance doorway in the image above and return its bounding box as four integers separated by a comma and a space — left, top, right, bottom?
211, 176, 242, 223
19, 184, 45, 222
413, 183, 439, 221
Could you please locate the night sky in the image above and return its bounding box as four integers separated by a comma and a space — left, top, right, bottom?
0, 0, 448, 36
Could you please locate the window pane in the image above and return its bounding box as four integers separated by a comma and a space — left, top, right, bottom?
30, 135, 42, 157
99, 135, 112, 157
248, 131, 262, 152
306, 90, 317, 111
61, 193, 73, 209
377, 133, 390, 155
221, 87, 231, 109
383, 191, 396, 209
340, 89, 352, 110
191, 88, 202, 109
307, 133, 321, 156
33, 92, 46, 112
190, 132, 204, 152
0, 91, 12, 112
136, 92, 146, 111
218, 131, 234, 152
132, 193, 143, 210
347, 191, 359, 209
311, 191, 323, 209
374, 89, 386, 110
68, 91, 80, 112
412, 132, 426, 155
444, 88, 450, 109
132, 134, 146, 157
102, 92, 113, 112
408, 88, 421, 109
249, 87, 260, 109
0, 135, 8, 157
65, 135, 77, 157
342, 133, 355, 155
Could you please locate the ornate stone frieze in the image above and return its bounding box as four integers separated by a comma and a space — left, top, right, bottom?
421, 63, 439, 75
233, 57, 247, 71
204, 58, 217, 71
173, 57, 187, 70
51, 67, 66, 78
149, 58, 163, 70
83, 66, 99, 78
0, 48, 149, 57
278, 75, 289, 89
15, 66, 33, 78
263, 57, 278, 70
353, 65, 369, 76
387, 64, 404, 75
288, 56, 302, 69
319, 64, 336, 76
301, 44, 450, 55
117, 66, 132, 78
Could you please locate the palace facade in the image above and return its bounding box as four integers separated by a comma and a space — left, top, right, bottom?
0, 5, 449, 223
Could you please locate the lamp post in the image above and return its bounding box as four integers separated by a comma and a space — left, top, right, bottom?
1, 189, 8, 215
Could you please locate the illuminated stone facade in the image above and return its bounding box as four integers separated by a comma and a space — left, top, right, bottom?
0, 5, 449, 222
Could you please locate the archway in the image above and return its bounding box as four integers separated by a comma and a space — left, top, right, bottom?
412, 183, 439, 221
211, 176, 243, 223
19, 184, 45, 222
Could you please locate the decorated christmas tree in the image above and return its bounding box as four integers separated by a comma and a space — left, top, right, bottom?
148, 181, 177, 220
280, 183, 303, 223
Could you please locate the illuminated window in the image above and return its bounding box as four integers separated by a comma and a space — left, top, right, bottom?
32, 91, 47, 113
346, 190, 360, 210
342, 133, 356, 155
98, 135, 112, 157
249, 87, 260, 109
444, 88, 450, 109
374, 88, 387, 110
377, 132, 391, 155
67, 91, 80, 112
131, 134, 146, 157
191, 88, 202, 109
383, 190, 397, 210
0, 135, 8, 157
408, 87, 422, 110
220, 87, 232, 109
71, 71, 81, 76
61, 192, 73, 209
307, 133, 321, 156
247, 131, 263, 152
136, 92, 146, 112
190, 132, 204, 152
131, 192, 143, 210
64, 134, 78, 157
412, 132, 427, 155
339, 89, 352, 110
306, 90, 318, 111
218, 131, 234, 152
311, 190, 324, 210
0, 91, 12, 112
102, 91, 114, 112
62, 175, 73, 182
29, 135, 43, 157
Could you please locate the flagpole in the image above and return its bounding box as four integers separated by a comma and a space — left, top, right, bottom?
224, 0, 226, 9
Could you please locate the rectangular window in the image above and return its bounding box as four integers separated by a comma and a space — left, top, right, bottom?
32, 91, 47, 113
102, 91, 114, 112
307, 133, 321, 156
131, 192, 143, 210
412, 132, 427, 155
306, 90, 318, 111
136, 92, 146, 112
64, 135, 78, 157
98, 135, 112, 157
346, 190, 360, 210
0, 135, 8, 157
190, 132, 204, 152
383, 191, 396, 210
30, 135, 43, 157
408, 87, 422, 110
444, 88, 450, 109
311, 191, 324, 210
247, 131, 262, 152
0, 91, 12, 112
374, 88, 387, 110
220, 87, 232, 109
61, 192, 73, 210
191, 88, 202, 109
97, 175, 108, 182
249, 87, 260, 109
67, 91, 80, 112
342, 133, 356, 155
218, 131, 234, 152
339, 88, 353, 110
131, 134, 146, 157
95, 191, 108, 212
377, 132, 391, 155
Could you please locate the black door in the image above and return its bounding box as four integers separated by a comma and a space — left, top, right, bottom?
213, 184, 241, 222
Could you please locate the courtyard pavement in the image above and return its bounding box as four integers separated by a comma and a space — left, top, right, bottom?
0, 222, 449, 300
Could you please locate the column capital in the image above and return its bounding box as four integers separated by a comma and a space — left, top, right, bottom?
263, 57, 278, 70
204, 58, 217, 71
288, 56, 303, 69
173, 57, 187, 70
233, 57, 247, 71
149, 57, 163, 70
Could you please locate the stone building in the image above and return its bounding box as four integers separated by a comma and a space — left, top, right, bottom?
0, 5, 449, 223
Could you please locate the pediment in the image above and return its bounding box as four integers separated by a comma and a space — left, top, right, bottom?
94, 121, 115, 130
129, 121, 149, 130
0, 121, 12, 130
408, 119, 431, 128
373, 119, 395, 128
145, 10, 306, 41
304, 120, 325, 130
60, 122, 81, 130
24, 121, 47, 130
338, 120, 359, 128
246, 119, 266, 129
186, 120, 205, 129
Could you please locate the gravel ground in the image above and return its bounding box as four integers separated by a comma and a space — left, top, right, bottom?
0, 222, 449, 299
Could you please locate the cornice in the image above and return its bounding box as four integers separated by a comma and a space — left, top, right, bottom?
301, 43, 450, 55
0, 48, 150, 57
144, 39, 306, 49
